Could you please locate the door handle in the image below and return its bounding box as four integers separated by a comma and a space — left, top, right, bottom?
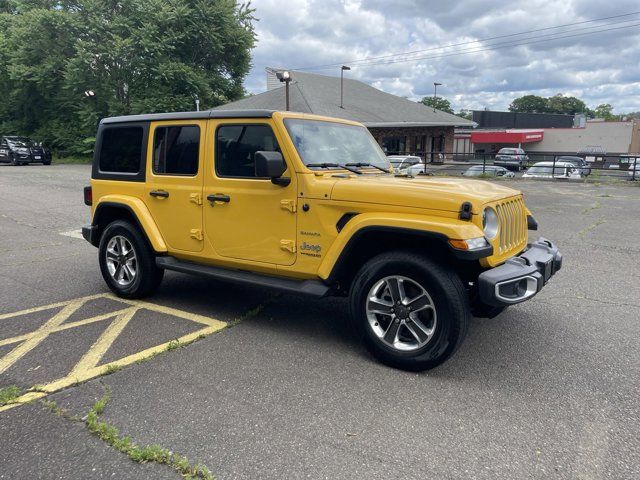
149, 190, 169, 198
207, 194, 230, 203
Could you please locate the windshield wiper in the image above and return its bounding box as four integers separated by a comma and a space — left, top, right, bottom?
345, 162, 390, 174
306, 162, 362, 175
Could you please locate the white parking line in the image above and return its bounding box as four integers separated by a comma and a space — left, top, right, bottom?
59, 229, 83, 239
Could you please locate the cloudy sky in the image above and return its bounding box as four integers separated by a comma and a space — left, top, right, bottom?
244, 0, 640, 113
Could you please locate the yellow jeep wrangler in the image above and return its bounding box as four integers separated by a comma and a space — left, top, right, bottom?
82, 110, 562, 371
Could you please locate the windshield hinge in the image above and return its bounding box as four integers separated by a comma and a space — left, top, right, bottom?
280, 199, 297, 213
280, 239, 296, 253
189, 193, 202, 206
190, 229, 203, 241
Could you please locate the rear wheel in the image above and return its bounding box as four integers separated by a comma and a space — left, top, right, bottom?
349, 252, 469, 371
98, 220, 163, 298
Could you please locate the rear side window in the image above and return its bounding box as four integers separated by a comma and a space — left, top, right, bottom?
99, 127, 143, 173
152, 125, 199, 175
216, 124, 279, 178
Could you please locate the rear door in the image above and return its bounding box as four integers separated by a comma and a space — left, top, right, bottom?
145, 121, 205, 253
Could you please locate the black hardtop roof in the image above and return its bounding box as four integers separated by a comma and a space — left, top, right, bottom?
101, 109, 275, 125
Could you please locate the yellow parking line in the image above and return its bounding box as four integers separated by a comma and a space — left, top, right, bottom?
0, 299, 85, 375
0, 294, 228, 413
68, 307, 139, 377
0, 308, 133, 348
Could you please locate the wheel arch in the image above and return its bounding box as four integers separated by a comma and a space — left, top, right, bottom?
319, 214, 487, 292
92, 197, 167, 253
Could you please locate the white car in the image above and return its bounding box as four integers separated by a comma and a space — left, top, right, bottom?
522, 161, 582, 180
387, 155, 422, 172
404, 163, 434, 176
628, 162, 640, 180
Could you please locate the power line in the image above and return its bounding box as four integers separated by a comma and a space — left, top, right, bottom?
294, 11, 640, 71
297, 21, 640, 71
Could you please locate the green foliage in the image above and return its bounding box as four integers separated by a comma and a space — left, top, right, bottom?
509, 93, 589, 115
455, 109, 472, 120
0, 0, 256, 156
508, 94, 548, 113
593, 103, 616, 120
419, 96, 454, 114
0, 385, 21, 405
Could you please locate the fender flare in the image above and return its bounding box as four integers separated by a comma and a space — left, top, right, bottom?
93, 195, 167, 252
318, 212, 486, 281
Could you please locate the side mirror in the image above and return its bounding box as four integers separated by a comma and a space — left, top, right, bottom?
255, 151, 290, 186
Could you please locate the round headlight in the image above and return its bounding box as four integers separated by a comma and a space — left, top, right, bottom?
483, 207, 499, 239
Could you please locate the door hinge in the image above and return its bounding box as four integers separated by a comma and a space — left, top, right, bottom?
280, 199, 297, 213
190, 193, 202, 206
190, 229, 203, 241
280, 239, 296, 253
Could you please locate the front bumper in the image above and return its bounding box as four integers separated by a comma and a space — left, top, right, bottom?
478, 237, 562, 307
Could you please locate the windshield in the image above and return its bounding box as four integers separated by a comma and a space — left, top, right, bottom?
7, 137, 33, 147
498, 148, 518, 154
284, 119, 390, 169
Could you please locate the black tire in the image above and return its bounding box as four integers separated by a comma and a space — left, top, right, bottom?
43, 161, 51, 165
349, 251, 469, 371
98, 220, 164, 298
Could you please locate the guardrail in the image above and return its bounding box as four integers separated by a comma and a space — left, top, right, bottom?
386, 151, 640, 181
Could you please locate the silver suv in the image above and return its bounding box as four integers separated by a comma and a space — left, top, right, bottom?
494, 148, 529, 171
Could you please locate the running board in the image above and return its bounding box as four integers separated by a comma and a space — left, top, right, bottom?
156, 256, 330, 297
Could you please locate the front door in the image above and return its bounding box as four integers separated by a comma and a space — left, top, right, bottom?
0, 139, 9, 162
204, 121, 297, 266
145, 121, 204, 253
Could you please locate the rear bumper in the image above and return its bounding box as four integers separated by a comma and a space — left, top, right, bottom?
478, 237, 562, 307
82, 224, 100, 247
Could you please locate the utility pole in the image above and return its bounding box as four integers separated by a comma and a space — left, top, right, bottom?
433, 82, 442, 112
340, 65, 351, 108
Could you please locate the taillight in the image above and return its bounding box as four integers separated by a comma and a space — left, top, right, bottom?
84, 186, 92, 206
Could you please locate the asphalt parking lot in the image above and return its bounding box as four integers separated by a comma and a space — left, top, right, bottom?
1, 164, 639, 479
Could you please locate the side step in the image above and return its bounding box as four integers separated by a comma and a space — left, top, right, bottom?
156, 256, 330, 298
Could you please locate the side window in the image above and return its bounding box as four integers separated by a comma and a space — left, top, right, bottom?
216, 124, 279, 178
152, 125, 199, 176
99, 127, 143, 173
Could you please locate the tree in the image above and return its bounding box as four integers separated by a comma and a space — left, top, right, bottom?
0, 0, 256, 155
455, 109, 473, 120
420, 96, 454, 114
508, 95, 547, 113
593, 104, 615, 120
545, 94, 587, 115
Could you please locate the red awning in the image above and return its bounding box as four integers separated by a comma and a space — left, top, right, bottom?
471, 130, 544, 144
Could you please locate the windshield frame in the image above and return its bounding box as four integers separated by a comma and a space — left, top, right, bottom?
283, 118, 390, 172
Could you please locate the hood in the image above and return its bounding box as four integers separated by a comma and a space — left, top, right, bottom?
330, 174, 521, 213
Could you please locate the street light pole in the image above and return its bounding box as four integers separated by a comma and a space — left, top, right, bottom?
433, 82, 442, 112
276, 71, 291, 111
340, 65, 351, 108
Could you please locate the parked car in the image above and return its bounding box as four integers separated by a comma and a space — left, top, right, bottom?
627, 159, 640, 180
81, 109, 562, 371
0, 136, 51, 165
404, 163, 434, 176
556, 156, 591, 176
463, 165, 515, 178
522, 161, 581, 180
387, 155, 422, 172
494, 148, 529, 171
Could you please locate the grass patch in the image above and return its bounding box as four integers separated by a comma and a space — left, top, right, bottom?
0, 385, 21, 405
166, 339, 181, 351
103, 364, 123, 375
52, 155, 91, 165
82, 386, 214, 479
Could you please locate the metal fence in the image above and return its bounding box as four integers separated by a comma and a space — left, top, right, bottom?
386, 151, 640, 182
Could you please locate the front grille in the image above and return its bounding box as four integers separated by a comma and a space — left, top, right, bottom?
495, 197, 527, 255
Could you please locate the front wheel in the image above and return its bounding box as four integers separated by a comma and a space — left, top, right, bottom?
98, 220, 164, 298
349, 252, 469, 371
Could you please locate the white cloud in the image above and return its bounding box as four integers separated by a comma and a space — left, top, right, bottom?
246, 0, 640, 112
